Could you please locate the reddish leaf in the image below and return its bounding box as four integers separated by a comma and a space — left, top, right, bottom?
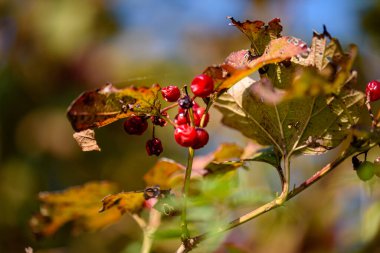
29, 182, 120, 237
206, 36, 308, 92
67, 83, 161, 132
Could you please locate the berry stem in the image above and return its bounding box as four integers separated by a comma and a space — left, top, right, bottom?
161, 103, 179, 114
199, 98, 213, 128
180, 147, 194, 242
161, 114, 177, 128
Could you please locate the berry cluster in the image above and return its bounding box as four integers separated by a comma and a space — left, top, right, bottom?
123, 74, 215, 156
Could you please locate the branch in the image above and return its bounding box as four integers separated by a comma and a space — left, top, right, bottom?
176, 141, 378, 252
176, 155, 291, 252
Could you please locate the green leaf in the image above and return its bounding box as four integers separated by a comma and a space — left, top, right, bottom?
29, 182, 121, 238
215, 76, 365, 156
67, 83, 161, 132
243, 146, 281, 168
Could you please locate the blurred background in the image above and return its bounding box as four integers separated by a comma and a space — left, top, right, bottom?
1, 0, 380, 252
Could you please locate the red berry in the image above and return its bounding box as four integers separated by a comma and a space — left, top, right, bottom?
191, 107, 210, 127
190, 74, 214, 98
366, 80, 380, 102
151, 116, 167, 127
175, 112, 188, 125
161, 85, 181, 102
123, 116, 148, 135
174, 125, 197, 147
192, 128, 209, 149
146, 138, 163, 156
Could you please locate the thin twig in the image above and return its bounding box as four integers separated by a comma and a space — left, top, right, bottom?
181, 147, 195, 241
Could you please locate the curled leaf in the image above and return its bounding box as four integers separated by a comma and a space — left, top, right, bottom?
73, 129, 101, 151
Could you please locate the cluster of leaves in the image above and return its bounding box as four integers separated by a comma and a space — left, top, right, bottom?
31, 16, 380, 252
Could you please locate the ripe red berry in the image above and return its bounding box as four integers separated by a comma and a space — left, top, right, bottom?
174, 125, 197, 147
190, 74, 214, 98
174, 112, 188, 125
151, 116, 167, 127
192, 107, 210, 127
123, 116, 148, 135
161, 85, 181, 102
192, 128, 209, 149
366, 80, 380, 102
146, 138, 163, 156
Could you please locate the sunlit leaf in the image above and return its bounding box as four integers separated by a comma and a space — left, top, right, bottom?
206, 36, 308, 92
99, 191, 145, 215
30, 182, 120, 238
67, 83, 161, 131
215, 75, 365, 156
143, 158, 185, 189
72, 129, 101, 151
228, 17, 282, 55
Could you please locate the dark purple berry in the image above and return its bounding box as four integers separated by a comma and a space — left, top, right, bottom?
151, 116, 167, 127
123, 116, 148, 135
178, 95, 192, 109
146, 138, 163, 156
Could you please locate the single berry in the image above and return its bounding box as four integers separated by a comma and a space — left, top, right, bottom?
192, 128, 209, 149
123, 116, 148, 135
374, 157, 380, 177
190, 74, 214, 98
174, 125, 197, 147
366, 80, 380, 102
191, 107, 210, 127
161, 85, 181, 102
146, 138, 163, 156
151, 116, 167, 127
178, 95, 192, 109
356, 161, 375, 181
174, 112, 188, 125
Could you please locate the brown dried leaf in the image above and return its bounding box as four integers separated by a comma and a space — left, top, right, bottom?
73, 129, 101, 151
67, 83, 161, 132
30, 182, 120, 238
99, 191, 145, 215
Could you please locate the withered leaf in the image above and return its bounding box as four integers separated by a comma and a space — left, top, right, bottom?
67, 83, 161, 132
99, 191, 145, 215
73, 129, 101, 152
30, 181, 120, 238
228, 17, 283, 55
